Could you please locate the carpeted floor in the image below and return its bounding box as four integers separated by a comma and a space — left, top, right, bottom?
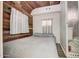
3, 36, 59, 58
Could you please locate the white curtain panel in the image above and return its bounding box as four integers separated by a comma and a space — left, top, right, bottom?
10, 8, 29, 34
15, 10, 19, 34
42, 19, 52, 34
10, 8, 17, 34
22, 14, 29, 33
17, 11, 22, 33
41, 13, 52, 34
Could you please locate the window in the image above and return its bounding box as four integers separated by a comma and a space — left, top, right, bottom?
42, 19, 52, 34
10, 8, 29, 34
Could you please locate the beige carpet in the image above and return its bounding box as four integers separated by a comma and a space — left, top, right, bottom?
3, 36, 59, 58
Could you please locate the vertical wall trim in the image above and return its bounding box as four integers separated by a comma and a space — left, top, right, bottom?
0, 1, 3, 58
65, 1, 68, 57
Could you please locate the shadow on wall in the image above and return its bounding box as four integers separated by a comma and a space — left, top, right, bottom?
73, 20, 79, 37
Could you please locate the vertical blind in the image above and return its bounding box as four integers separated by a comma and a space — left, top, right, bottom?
10, 8, 29, 34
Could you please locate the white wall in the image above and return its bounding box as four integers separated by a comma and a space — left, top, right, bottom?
78, 2, 79, 37
68, 1, 78, 39
33, 15, 42, 34
0, 2, 3, 58
53, 12, 60, 43
31, 4, 60, 15
32, 4, 61, 43
68, 27, 73, 40
33, 12, 60, 43
60, 1, 68, 56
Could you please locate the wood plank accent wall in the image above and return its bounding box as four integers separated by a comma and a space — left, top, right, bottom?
3, 2, 33, 42
4, 1, 32, 17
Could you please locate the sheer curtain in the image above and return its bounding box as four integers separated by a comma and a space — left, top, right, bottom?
10, 8, 29, 34
42, 19, 52, 34
22, 14, 29, 33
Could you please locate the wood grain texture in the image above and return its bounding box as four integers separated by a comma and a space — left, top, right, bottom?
3, 1, 32, 17
4, 1, 60, 14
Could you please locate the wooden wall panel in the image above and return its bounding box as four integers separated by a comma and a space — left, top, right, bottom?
4, 1, 32, 17
3, 13, 10, 19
